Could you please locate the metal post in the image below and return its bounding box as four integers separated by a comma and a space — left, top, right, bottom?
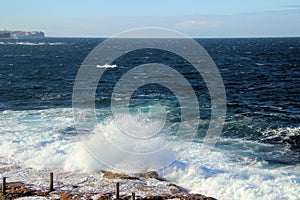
2, 177, 6, 194
115, 182, 119, 199
50, 172, 54, 192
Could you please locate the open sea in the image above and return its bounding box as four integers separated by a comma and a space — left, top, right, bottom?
0, 37, 299, 199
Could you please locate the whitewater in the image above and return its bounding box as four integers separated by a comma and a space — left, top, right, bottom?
0, 108, 299, 200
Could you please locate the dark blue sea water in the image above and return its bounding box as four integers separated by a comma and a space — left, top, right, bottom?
0, 37, 299, 199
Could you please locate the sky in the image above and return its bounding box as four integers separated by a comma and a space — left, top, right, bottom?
1, 0, 300, 37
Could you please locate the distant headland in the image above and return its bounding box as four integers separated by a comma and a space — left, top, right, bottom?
0, 30, 45, 39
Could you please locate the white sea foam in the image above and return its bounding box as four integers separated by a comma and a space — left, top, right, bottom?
0, 108, 299, 199
0, 42, 65, 46
96, 64, 117, 69
261, 126, 300, 141
161, 141, 300, 200
0, 108, 76, 169
65, 113, 175, 173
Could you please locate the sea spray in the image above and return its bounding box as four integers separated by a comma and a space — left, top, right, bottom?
65, 113, 176, 173
160, 140, 300, 200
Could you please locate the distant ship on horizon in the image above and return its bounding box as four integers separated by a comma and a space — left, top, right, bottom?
0, 30, 45, 39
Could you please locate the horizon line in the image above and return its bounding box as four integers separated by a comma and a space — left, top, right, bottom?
44, 35, 300, 39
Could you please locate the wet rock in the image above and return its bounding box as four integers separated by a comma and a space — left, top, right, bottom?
0, 182, 36, 199
143, 195, 164, 200
168, 183, 189, 194
58, 192, 72, 200
96, 193, 113, 200
101, 170, 166, 181
0, 172, 217, 200
101, 170, 140, 180
184, 193, 217, 200
134, 171, 166, 181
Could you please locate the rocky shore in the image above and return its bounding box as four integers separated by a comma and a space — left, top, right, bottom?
0, 30, 45, 39
0, 170, 217, 200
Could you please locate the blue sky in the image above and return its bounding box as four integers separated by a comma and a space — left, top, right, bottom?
1, 0, 300, 37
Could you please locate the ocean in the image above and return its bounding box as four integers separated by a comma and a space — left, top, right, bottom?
0, 37, 299, 199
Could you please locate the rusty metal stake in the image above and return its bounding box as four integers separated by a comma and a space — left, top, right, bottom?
50, 172, 54, 192
115, 182, 120, 199
2, 177, 6, 194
